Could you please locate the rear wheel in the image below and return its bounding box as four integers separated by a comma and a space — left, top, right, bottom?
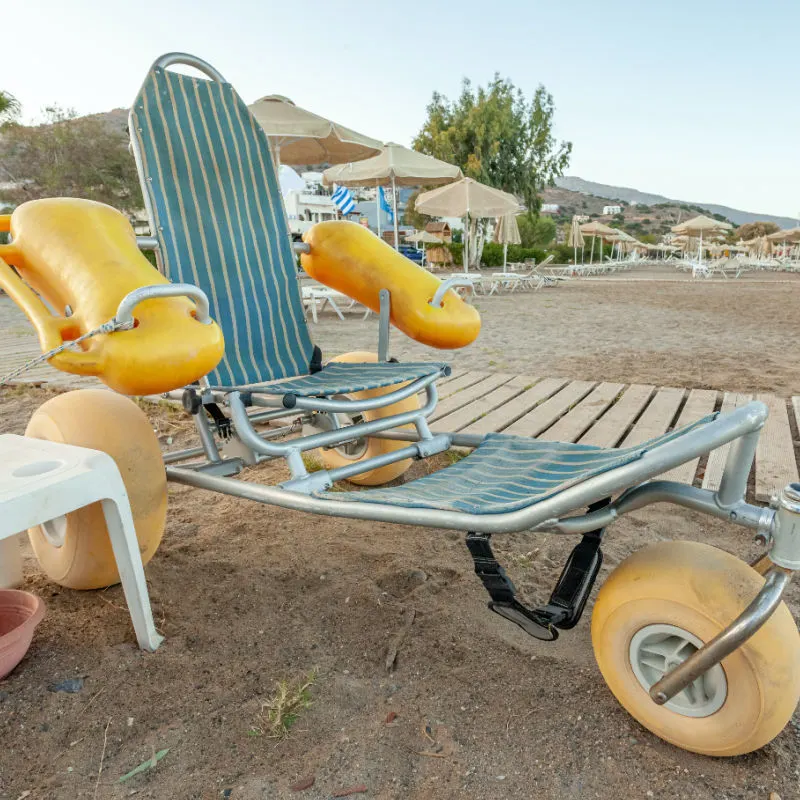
591, 540, 800, 756
25, 390, 167, 590
317, 351, 417, 486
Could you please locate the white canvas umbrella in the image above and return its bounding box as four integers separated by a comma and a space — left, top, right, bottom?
405, 229, 443, 267
416, 178, 521, 271
671, 215, 732, 269
323, 144, 462, 248
568, 216, 585, 264
249, 95, 381, 167
494, 212, 521, 268
580, 221, 617, 264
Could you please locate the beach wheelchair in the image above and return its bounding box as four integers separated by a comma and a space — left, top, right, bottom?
1, 53, 799, 757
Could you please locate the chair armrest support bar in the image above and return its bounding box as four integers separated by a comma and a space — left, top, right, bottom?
116, 283, 212, 325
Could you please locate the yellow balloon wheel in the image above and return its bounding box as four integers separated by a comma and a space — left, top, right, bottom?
592, 540, 800, 756
25, 390, 167, 590
316, 351, 418, 486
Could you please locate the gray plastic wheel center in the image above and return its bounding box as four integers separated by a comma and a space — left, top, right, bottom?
629, 623, 727, 718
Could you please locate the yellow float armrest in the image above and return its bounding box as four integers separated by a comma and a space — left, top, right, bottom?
0, 255, 102, 376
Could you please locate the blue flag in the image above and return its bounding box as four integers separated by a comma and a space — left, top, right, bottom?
379, 186, 394, 224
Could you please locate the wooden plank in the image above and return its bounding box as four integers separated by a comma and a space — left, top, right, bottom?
702, 393, 752, 491
431, 373, 513, 422
539, 382, 624, 443
620, 387, 684, 448
662, 389, 719, 484
505, 381, 596, 438
437, 368, 468, 386
578, 384, 655, 448
461, 377, 565, 435
755, 394, 799, 502
433, 375, 531, 432
436, 371, 489, 399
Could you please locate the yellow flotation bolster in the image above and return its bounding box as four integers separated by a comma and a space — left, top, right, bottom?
301, 221, 480, 350
0, 198, 224, 395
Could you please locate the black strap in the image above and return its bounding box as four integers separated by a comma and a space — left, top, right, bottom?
465, 532, 559, 641
204, 403, 232, 439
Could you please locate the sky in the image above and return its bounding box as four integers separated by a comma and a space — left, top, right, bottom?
5, 0, 800, 219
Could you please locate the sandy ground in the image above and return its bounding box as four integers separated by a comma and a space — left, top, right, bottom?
1, 269, 800, 799
313, 266, 800, 397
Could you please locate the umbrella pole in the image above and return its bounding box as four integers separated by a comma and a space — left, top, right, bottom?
464, 213, 469, 273
375, 181, 381, 237
590, 236, 595, 264
503, 242, 508, 269
391, 174, 399, 250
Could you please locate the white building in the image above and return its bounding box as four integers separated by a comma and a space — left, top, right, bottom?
603, 205, 622, 216
541, 203, 560, 214
282, 171, 339, 236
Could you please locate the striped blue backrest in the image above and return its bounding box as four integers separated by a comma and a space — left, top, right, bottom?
130, 66, 315, 386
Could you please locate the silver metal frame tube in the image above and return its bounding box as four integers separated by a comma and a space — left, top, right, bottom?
166, 402, 770, 534
378, 289, 391, 362
152, 52, 227, 82
650, 568, 792, 704
288, 372, 439, 413
717, 427, 760, 508
227, 383, 439, 458
116, 283, 212, 325
430, 277, 474, 307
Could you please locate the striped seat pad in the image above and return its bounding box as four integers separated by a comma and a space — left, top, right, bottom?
320, 413, 717, 515
131, 66, 315, 388
259, 362, 448, 397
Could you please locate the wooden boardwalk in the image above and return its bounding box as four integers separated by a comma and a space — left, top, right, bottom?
432, 370, 799, 502
2, 351, 799, 502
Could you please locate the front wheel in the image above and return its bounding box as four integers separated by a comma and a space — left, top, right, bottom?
317, 351, 417, 486
591, 540, 800, 756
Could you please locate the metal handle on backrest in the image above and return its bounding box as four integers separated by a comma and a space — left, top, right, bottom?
430, 277, 474, 308
152, 52, 227, 83
116, 284, 212, 325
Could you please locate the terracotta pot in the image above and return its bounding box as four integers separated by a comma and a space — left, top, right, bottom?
0, 590, 45, 680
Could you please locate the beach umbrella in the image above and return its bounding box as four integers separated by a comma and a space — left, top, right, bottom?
323, 144, 462, 248
766, 227, 800, 258
568, 216, 585, 264
580, 221, 617, 264
415, 178, 521, 271
405, 229, 443, 267
671, 215, 732, 269
494, 212, 522, 268
249, 95, 381, 167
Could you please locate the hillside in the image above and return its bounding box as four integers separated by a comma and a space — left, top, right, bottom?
555, 176, 797, 229
539, 185, 725, 241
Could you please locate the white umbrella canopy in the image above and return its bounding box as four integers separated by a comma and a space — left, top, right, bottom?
405, 230, 443, 244
322, 144, 463, 248
494, 213, 522, 245
322, 143, 463, 188
671, 214, 733, 235
248, 95, 382, 166
766, 227, 800, 243
568, 215, 585, 264
671, 215, 732, 269
580, 221, 617, 264
416, 178, 521, 272
415, 177, 520, 218
493, 212, 521, 269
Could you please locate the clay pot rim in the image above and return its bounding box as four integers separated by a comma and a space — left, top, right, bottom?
0, 589, 46, 647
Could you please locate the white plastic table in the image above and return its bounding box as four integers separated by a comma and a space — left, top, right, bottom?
0, 434, 163, 651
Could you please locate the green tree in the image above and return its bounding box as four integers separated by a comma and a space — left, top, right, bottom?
517, 214, 556, 247
0, 90, 20, 124
0, 105, 143, 213
413, 76, 571, 215
403, 190, 430, 230
735, 221, 779, 240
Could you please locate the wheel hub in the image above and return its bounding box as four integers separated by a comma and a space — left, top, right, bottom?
629, 623, 727, 718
